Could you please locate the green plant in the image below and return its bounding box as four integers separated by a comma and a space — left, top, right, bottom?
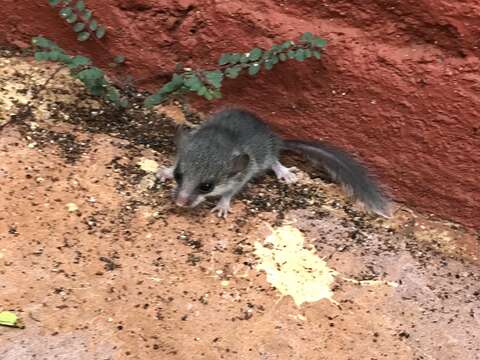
31, 1, 126, 106
32, 36, 127, 107
48, 0, 125, 67
48, 0, 107, 43
144, 32, 326, 107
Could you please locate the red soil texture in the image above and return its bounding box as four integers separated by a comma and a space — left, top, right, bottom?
2, 0, 479, 229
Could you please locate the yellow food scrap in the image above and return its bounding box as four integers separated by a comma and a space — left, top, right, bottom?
138, 158, 159, 173
255, 226, 397, 307
254, 226, 339, 306
66, 202, 79, 212
0, 311, 24, 328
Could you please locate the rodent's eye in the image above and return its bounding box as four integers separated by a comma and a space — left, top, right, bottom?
173, 170, 182, 183
198, 182, 214, 194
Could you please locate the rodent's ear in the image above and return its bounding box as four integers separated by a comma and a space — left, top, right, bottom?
174, 125, 191, 148
230, 154, 250, 175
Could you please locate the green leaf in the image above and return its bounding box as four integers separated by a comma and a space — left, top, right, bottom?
95, 26, 106, 39
48, 0, 61, 6
70, 55, 91, 67
144, 93, 164, 107
76, 68, 104, 82
144, 74, 184, 107
218, 53, 231, 66
295, 49, 306, 61
88, 85, 105, 96
32, 36, 55, 49
304, 49, 312, 58
161, 78, 184, 93
281, 40, 293, 50
262, 50, 273, 60
313, 37, 327, 48
184, 74, 203, 91
264, 60, 273, 70
34, 51, 50, 61
160, 73, 185, 93
171, 73, 185, 87
89, 20, 98, 31
197, 87, 207, 96
279, 53, 287, 62
73, 22, 86, 32
119, 99, 129, 108
0, 311, 23, 328
270, 44, 281, 53
218, 52, 242, 65
47, 50, 62, 61
205, 70, 223, 88
204, 91, 214, 101
300, 32, 313, 42
66, 14, 78, 23
313, 50, 321, 59
211, 89, 222, 99
59, 7, 73, 18
271, 55, 279, 65
287, 50, 295, 59
77, 31, 90, 41
82, 9, 92, 20
113, 55, 125, 64
240, 53, 249, 63
75, 0, 85, 11
248, 63, 260, 76
225, 65, 241, 79
58, 53, 73, 63
105, 87, 119, 102
248, 48, 262, 61
230, 53, 241, 64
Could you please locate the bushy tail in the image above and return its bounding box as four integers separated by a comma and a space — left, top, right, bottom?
283, 140, 391, 217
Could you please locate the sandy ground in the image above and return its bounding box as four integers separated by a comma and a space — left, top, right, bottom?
0, 50, 479, 360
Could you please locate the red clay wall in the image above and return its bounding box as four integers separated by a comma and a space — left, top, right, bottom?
2, 0, 479, 229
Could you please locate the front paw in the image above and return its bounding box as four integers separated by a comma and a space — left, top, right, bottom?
156, 166, 174, 182
211, 203, 231, 218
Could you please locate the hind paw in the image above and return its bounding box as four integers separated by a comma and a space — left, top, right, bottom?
272, 162, 297, 184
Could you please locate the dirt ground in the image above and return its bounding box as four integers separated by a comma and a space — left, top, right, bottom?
1, 51, 479, 360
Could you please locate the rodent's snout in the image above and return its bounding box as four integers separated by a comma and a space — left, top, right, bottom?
173, 189, 197, 208
175, 194, 191, 207
173, 188, 205, 208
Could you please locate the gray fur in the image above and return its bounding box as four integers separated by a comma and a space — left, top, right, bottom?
283, 140, 391, 217
161, 108, 391, 217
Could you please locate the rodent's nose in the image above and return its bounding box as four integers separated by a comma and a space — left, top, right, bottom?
175, 195, 190, 207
